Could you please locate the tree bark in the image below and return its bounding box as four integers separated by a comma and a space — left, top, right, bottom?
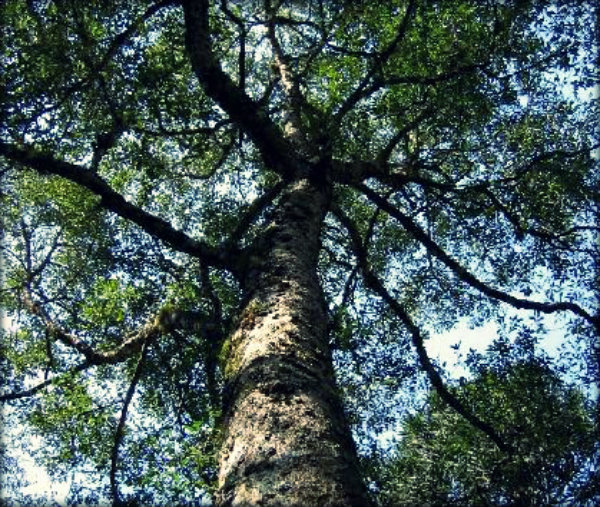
217, 179, 369, 507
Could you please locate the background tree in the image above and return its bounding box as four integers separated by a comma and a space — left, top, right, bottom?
0, 0, 598, 506
372, 336, 599, 507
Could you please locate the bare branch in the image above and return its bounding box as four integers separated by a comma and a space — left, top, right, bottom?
181, 0, 297, 178
21, 290, 160, 365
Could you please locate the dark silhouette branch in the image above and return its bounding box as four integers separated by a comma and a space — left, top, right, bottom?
27, 229, 63, 286
199, 264, 226, 412
479, 187, 579, 248
0, 142, 232, 269
376, 108, 434, 164
357, 183, 598, 329
333, 0, 416, 127
0, 361, 91, 402
111, 338, 151, 507
135, 119, 232, 139
462, 144, 600, 191
228, 180, 285, 246
332, 204, 512, 454
179, 136, 237, 181
220, 0, 248, 145
330, 157, 449, 190
84, 0, 178, 86
220, 0, 247, 92
382, 64, 483, 87
330, 159, 400, 185
181, 0, 297, 178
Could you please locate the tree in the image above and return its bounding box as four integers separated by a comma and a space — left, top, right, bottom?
0, 0, 598, 506
372, 337, 599, 507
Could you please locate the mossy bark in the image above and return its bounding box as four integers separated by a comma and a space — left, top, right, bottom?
216, 179, 370, 507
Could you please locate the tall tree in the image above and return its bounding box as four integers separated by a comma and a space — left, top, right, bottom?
1, 1, 598, 506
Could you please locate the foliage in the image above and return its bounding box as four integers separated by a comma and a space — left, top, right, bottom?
372, 338, 599, 507
0, 0, 598, 504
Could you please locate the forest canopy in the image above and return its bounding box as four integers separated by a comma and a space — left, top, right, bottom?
0, 0, 598, 506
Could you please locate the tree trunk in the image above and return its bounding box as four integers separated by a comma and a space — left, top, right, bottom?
216, 178, 370, 506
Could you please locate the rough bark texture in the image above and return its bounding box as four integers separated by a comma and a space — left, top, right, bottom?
217, 179, 369, 507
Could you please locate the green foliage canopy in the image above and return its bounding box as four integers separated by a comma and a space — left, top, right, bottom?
0, 0, 598, 505
373, 338, 598, 507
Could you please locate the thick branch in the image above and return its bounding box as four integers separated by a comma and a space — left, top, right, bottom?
0, 142, 231, 269
220, 0, 247, 137
265, 0, 310, 150
181, 0, 297, 177
332, 205, 511, 454
330, 159, 392, 184
330, 158, 445, 190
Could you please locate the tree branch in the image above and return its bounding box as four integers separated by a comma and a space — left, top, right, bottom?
265, 0, 310, 150
333, 0, 416, 126
0, 361, 91, 402
227, 180, 285, 246
181, 0, 297, 178
0, 142, 232, 269
111, 338, 151, 507
20, 290, 161, 366
376, 108, 434, 164
332, 204, 512, 454
330, 157, 445, 190
220, 0, 247, 91
88, 0, 178, 83
199, 264, 226, 411
356, 183, 598, 328
382, 64, 483, 87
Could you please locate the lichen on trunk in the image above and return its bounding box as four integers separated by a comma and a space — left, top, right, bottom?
216, 179, 369, 507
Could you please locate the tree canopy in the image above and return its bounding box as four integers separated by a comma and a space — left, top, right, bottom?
372, 337, 599, 507
0, 0, 598, 506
